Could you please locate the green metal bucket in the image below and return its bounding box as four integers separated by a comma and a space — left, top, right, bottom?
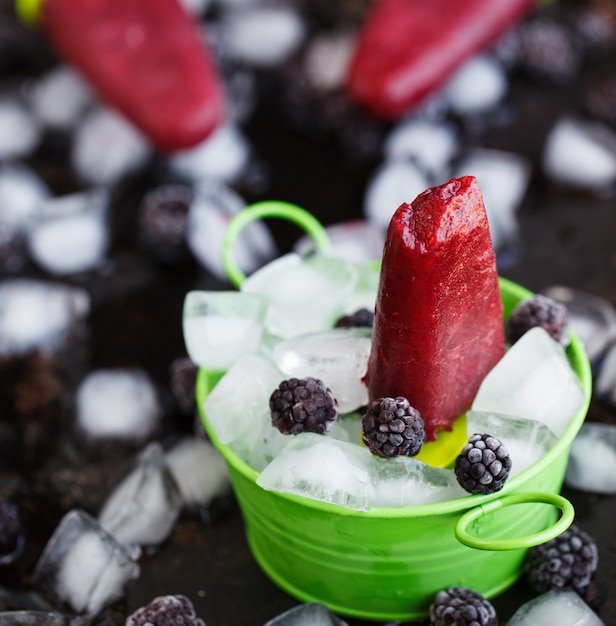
195, 203, 592, 622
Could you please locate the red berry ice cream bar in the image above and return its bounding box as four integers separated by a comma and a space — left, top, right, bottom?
365, 176, 505, 441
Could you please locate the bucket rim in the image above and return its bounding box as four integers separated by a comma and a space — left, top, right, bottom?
196, 276, 592, 519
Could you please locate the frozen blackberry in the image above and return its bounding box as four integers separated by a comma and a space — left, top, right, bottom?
335, 307, 374, 328
137, 184, 194, 266
169, 357, 198, 416
455, 434, 511, 495
270, 377, 338, 435
517, 16, 583, 83
430, 586, 498, 626
126, 594, 205, 626
506, 294, 569, 346
362, 397, 425, 458
0, 499, 23, 563
525, 524, 598, 595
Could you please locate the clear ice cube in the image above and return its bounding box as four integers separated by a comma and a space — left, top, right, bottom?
541, 285, 616, 364
371, 455, 466, 508
164, 437, 231, 508
506, 589, 605, 625
565, 422, 616, 494
241, 253, 359, 339
304, 31, 355, 92
542, 116, 616, 193
167, 124, 250, 183
466, 410, 558, 478
71, 106, 150, 187
0, 97, 42, 160
0, 163, 50, 232
272, 327, 371, 413
75, 368, 162, 443
186, 180, 276, 281
98, 443, 183, 547
0, 279, 89, 357
183, 290, 268, 371
472, 327, 586, 438
264, 602, 349, 626
384, 118, 457, 178
201, 354, 283, 446
27, 188, 109, 276
363, 160, 430, 230
257, 433, 375, 511
32, 509, 140, 618
220, 6, 305, 67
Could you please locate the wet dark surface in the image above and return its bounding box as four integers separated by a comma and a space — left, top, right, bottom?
0, 0, 616, 624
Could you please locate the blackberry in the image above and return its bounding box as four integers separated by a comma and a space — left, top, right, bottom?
169, 357, 198, 416
517, 15, 582, 84
126, 594, 205, 626
506, 294, 569, 346
137, 184, 194, 266
430, 586, 498, 626
525, 524, 598, 595
270, 377, 338, 435
0, 499, 23, 564
455, 434, 511, 495
335, 307, 374, 328
362, 397, 425, 458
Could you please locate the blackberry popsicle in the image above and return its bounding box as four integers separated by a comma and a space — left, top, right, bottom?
365, 175, 506, 442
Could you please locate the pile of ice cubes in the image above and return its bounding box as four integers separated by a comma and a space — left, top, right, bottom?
185, 253, 587, 512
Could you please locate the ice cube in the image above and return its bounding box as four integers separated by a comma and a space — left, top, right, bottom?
272, 328, 371, 413
443, 54, 508, 116
0, 279, 89, 356
71, 106, 150, 187
0, 611, 87, 626
0, 97, 42, 160
75, 369, 162, 443
364, 160, 430, 230
472, 327, 586, 438
186, 180, 276, 281
565, 422, 616, 494
294, 220, 385, 265
328, 412, 363, 445
466, 410, 558, 478
27, 188, 109, 275
98, 443, 182, 547
220, 6, 305, 67
164, 437, 231, 508
183, 290, 268, 371
202, 354, 283, 446
453, 148, 531, 251
29, 65, 93, 132
542, 116, 616, 193
541, 285, 616, 364
372, 456, 466, 508
241, 253, 359, 339
257, 433, 375, 511
384, 118, 457, 179
32, 509, 140, 617
595, 343, 616, 407
0, 163, 50, 231
303, 31, 355, 92
506, 589, 605, 625
264, 602, 349, 626
167, 124, 250, 184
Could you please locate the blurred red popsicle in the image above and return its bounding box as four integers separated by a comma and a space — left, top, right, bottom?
38, 0, 226, 152
346, 0, 535, 118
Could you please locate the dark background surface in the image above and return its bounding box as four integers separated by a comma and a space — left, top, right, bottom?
0, 0, 615, 624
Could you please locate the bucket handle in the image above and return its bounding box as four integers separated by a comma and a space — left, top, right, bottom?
221, 201, 332, 288
454, 492, 574, 551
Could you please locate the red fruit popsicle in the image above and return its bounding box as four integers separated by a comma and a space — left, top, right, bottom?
39, 0, 226, 152
365, 176, 505, 441
346, 0, 534, 119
